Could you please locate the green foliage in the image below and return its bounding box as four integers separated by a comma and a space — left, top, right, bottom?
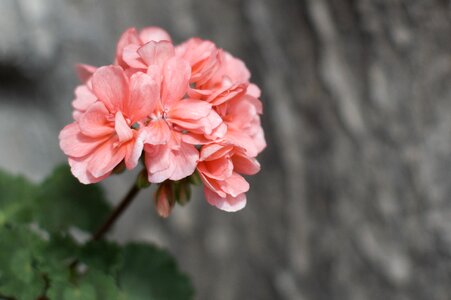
118, 244, 195, 300
0, 165, 194, 300
34, 165, 112, 232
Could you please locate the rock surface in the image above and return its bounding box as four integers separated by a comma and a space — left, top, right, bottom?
0, 1, 451, 299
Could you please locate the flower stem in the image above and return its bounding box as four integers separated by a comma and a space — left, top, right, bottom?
91, 182, 142, 241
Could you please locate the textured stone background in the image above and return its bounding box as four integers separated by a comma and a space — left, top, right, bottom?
1, 0, 451, 299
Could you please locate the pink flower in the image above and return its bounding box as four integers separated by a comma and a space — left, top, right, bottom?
59, 26, 266, 214
59, 65, 159, 183
116, 27, 171, 70
175, 38, 222, 86
197, 143, 260, 211
133, 41, 222, 183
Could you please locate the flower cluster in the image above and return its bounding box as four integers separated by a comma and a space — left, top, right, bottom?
59, 27, 265, 216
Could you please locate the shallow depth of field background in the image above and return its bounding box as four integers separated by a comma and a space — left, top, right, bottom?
1, 1, 451, 299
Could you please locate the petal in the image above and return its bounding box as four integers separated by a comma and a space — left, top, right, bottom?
145, 144, 174, 183
223, 52, 251, 83
139, 27, 172, 43
92, 66, 129, 112
75, 64, 97, 82
87, 139, 127, 178
204, 187, 246, 212
231, 154, 261, 175
138, 40, 175, 67
168, 99, 211, 120
72, 85, 97, 112
78, 102, 114, 138
124, 136, 141, 170
207, 83, 247, 106
161, 57, 190, 105
126, 72, 159, 121
141, 120, 171, 145
225, 128, 259, 157
123, 44, 147, 69
68, 157, 110, 184
168, 141, 199, 181
197, 157, 233, 180
200, 143, 234, 161
115, 111, 133, 142
247, 83, 261, 98
115, 27, 140, 66
59, 123, 110, 158
218, 172, 249, 197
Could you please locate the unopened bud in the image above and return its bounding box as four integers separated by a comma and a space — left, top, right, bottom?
155, 182, 174, 218
176, 182, 191, 206
136, 170, 151, 189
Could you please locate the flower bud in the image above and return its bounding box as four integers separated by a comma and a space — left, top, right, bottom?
155, 182, 175, 218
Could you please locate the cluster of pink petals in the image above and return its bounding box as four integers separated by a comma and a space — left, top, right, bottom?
59, 27, 265, 212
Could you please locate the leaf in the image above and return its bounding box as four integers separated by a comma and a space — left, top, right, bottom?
33, 165, 111, 233
0, 224, 46, 299
0, 169, 37, 225
48, 270, 124, 300
118, 243, 195, 300
79, 240, 122, 275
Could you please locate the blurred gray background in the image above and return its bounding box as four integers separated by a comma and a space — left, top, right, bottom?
1, 0, 451, 299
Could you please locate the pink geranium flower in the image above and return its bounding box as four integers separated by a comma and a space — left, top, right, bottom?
60, 65, 159, 183
132, 41, 222, 182
116, 27, 171, 70
197, 143, 260, 211
59, 26, 266, 214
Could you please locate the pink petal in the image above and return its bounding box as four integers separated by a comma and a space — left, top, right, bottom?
127, 72, 159, 121
247, 83, 261, 98
231, 154, 261, 175
72, 85, 97, 115
168, 141, 199, 181
141, 120, 171, 145
75, 64, 97, 82
168, 99, 211, 120
145, 144, 174, 183
114, 111, 133, 142
68, 157, 110, 184
161, 57, 190, 105
223, 52, 251, 83
200, 143, 233, 161
115, 28, 140, 66
204, 187, 246, 212
124, 136, 141, 170
138, 40, 174, 67
197, 157, 233, 180
123, 44, 147, 69
59, 123, 110, 158
207, 83, 247, 106
78, 102, 114, 138
226, 128, 259, 157
92, 66, 129, 112
87, 139, 127, 178
218, 172, 250, 197
139, 27, 171, 43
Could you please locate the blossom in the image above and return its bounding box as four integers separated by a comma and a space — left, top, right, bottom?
116, 27, 171, 70
130, 41, 222, 183
59, 26, 266, 214
197, 143, 260, 211
60, 65, 159, 183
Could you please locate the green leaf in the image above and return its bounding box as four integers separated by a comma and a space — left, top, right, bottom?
0, 224, 46, 299
48, 270, 124, 300
0, 169, 37, 225
79, 240, 122, 275
118, 243, 195, 300
34, 165, 111, 233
